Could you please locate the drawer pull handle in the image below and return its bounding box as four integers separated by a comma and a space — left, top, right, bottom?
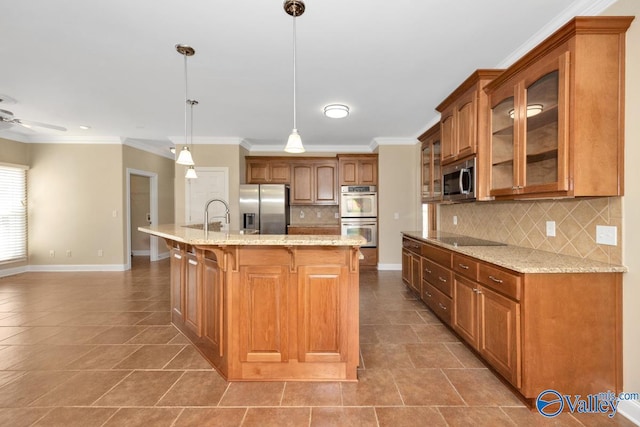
438, 277, 447, 283
173, 254, 182, 260
424, 291, 432, 298
438, 303, 447, 311
458, 263, 469, 270
472, 288, 479, 293
488, 275, 503, 284
424, 268, 432, 274
188, 259, 198, 266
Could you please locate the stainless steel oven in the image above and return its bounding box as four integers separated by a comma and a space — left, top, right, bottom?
340, 185, 377, 218
341, 218, 377, 248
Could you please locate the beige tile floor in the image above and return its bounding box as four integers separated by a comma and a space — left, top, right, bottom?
0, 258, 634, 426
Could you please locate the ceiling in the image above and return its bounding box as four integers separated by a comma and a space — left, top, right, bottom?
0, 0, 616, 155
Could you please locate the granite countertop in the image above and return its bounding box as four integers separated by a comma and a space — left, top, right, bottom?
139, 224, 366, 246
402, 231, 627, 274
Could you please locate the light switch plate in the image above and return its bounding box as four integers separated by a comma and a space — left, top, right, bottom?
596, 225, 617, 246
453, 216, 458, 225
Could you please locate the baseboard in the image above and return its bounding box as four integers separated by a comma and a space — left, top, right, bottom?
27, 264, 127, 272
0, 265, 28, 278
377, 263, 402, 271
131, 250, 151, 256
619, 400, 640, 426
157, 251, 170, 260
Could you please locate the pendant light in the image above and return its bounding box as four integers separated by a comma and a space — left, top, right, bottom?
176, 44, 196, 167
184, 99, 199, 179
283, 0, 305, 153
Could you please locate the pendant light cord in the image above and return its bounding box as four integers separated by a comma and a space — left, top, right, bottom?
292, 14, 297, 130
183, 53, 189, 148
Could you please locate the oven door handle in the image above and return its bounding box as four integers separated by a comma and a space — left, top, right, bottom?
342, 193, 377, 197
344, 222, 377, 226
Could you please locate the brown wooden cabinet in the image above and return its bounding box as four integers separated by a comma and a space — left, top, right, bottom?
401, 237, 423, 295
290, 160, 338, 205
246, 157, 291, 184
484, 16, 633, 199
184, 252, 201, 337
403, 233, 622, 403
419, 124, 442, 203
436, 70, 503, 169
170, 248, 185, 323
288, 226, 341, 235
338, 154, 378, 186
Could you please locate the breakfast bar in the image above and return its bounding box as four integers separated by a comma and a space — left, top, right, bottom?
139, 224, 365, 381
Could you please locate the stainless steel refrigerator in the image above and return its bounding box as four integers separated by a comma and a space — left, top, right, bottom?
239, 184, 290, 234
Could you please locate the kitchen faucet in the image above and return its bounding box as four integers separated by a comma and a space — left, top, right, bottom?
204, 198, 231, 234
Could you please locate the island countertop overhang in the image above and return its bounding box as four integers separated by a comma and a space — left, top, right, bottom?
139, 224, 366, 246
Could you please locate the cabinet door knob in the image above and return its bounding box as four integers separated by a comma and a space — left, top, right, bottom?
458, 263, 469, 270
472, 288, 479, 293
488, 275, 503, 284
425, 268, 432, 274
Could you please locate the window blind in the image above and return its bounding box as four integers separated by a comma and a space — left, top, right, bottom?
0, 164, 27, 263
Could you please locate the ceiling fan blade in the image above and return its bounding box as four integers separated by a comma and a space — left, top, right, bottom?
15, 119, 67, 132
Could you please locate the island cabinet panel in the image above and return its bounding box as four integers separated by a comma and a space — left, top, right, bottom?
239, 265, 289, 363
184, 253, 201, 336
298, 265, 348, 363
170, 248, 185, 323
202, 256, 224, 361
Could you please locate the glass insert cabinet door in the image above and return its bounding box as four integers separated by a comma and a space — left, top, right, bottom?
420, 126, 442, 203
489, 52, 568, 196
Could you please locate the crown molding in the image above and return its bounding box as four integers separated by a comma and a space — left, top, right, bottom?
122, 138, 174, 160
373, 137, 420, 146
168, 136, 245, 145
496, 0, 619, 68
244, 142, 375, 154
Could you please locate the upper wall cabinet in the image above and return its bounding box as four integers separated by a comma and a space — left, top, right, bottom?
419, 124, 442, 203
246, 157, 291, 184
484, 16, 634, 199
436, 70, 504, 167
290, 159, 338, 205
338, 154, 378, 186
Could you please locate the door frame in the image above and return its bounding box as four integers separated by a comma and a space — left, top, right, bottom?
126, 168, 159, 270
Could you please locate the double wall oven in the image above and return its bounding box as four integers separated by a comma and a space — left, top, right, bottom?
340, 185, 377, 248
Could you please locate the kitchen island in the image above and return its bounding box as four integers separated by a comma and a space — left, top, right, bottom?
139, 224, 365, 381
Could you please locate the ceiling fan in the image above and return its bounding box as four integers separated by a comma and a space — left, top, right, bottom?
0, 95, 67, 132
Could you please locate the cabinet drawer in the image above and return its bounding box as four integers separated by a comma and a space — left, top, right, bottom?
453, 254, 479, 280
422, 282, 452, 325
402, 237, 423, 255
422, 258, 452, 297
422, 244, 452, 268
478, 263, 521, 301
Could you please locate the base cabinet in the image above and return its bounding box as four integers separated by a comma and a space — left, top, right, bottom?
170, 248, 185, 322
404, 233, 622, 403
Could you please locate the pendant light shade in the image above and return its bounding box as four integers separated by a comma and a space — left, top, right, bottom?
185, 165, 198, 179
285, 129, 304, 153
176, 146, 194, 165
283, 0, 305, 153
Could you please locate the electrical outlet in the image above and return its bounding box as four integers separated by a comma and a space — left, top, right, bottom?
299, 210, 304, 219
97, 249, 103, 257
546, 221, 556, 237
394, 212, 399, 220
316, 211, 322, 219
596, 225, 617, 246
453, 215, 458, 225
334, 212, 339, 219
112, 210, 118, 218
66, 250, 72, 257
49, 250, 55, 258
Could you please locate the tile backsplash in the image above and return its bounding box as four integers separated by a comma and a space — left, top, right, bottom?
289, 205, 340, 226
439, 197, 622, 265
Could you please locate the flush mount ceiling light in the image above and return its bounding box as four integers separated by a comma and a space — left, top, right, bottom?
508, 104, 543, 119
324, 104, 350, 119
79, 125, 91, 130
176, 44, 196, 168
283, 0, 305, 154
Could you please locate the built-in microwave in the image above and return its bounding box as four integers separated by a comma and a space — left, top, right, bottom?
442, 157, 476, 202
